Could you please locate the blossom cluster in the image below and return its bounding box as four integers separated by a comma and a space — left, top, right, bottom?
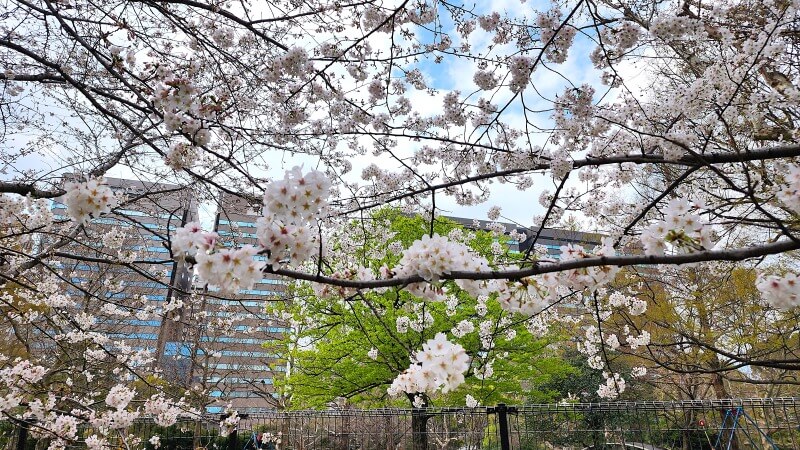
0, 360, 46, 412
150, 66, 218, 147
608, 292, 647, 316
590, 21, 641, 70
556, 239, 619, 292
263, 46, 311, 82
508, 56, 534, 92
172, 222, 263, 292
536, 8, 577, 63
627, 330, 651, 349
388, 333, 469, 396
105, 385, 135, 410
220, 410, 241, 437
196, 246, 264, 293
552, 85, 596, 155
496, 277, 557, 315
473, 70, 499, 91
451, 319, 475, 338
172, 222, 218, 256
63, 178, 117, 224
164, 142, 200, 171
776, 164, 800, 213
641, 199, 712, 255
393, 233, 492, 300
0, 195, 53, 241
255, 167, 331, 267
597, 372, 626, 399
171, 168, 331, 292
756, 272, 800, 309
478, 12, 501, 31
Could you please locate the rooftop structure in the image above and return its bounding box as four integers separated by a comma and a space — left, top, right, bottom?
445, 216, 605, 257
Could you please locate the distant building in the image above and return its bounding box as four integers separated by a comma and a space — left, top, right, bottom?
52, 177, 287, 413
210, 192, 289, 413
445, 216, 605, 257
52, 176, 196, 373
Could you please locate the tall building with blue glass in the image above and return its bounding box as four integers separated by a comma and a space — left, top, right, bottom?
52, 177, 287, 413
52, 176, 194, 368
208, 192, 289, 412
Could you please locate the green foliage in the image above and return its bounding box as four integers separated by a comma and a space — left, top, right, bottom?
534, 349, 653, 403
269, 209, 576, 408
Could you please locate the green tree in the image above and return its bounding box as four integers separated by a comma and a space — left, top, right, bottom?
269, 210, 575, 410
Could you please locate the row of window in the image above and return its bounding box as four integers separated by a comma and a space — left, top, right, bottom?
204, 350, 279, 359
201, 336, 284, 345
110, 331, 288, 342
205, 401, 280, 414
211, 363, 286, 372
218, 219, 258, 228
207, 376, 274, 384
209, 390, 264, 398
56, 263, 172, 275
206, 299, 264, 308
218, 230, 258, 239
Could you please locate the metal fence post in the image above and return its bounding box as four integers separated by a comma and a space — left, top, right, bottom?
497, 403, 510, 450
16, 419, 30, 450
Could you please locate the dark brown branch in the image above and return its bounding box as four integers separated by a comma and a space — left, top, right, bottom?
268, 238, 800, 288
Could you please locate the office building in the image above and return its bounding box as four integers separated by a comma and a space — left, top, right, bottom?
51, 176, 195, 364
207, 192, 289, 413
51, 177, 287, 413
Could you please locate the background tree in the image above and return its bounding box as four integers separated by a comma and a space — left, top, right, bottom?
592, 263, 800, 401
271, 210, 575, 409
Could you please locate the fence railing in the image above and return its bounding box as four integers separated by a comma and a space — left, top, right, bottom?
5, 398, 800, 450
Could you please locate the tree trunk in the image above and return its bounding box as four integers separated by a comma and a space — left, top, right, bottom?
411, 408, 429, 450
695, 285, 739, 450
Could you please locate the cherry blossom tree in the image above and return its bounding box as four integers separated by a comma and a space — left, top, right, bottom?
1, 0, 800, 446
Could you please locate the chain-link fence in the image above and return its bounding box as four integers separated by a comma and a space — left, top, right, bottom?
6, 398, 800, 450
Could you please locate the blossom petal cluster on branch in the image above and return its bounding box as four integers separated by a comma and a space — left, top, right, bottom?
0, 360, 46, 412
63, 178, 118, 225
256, 167, 331, 268
388, 333, 470, 398
757, 272, 800, 309
641, 199, 712, 256
394, 233, 492, 300
171, 168, 331, 291
776, 164, 800, 212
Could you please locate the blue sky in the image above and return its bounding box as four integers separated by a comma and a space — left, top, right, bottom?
379, 0, 616, 230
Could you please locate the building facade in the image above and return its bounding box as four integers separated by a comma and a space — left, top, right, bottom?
52, 177, 287, 413
207, 192, 289, 412
52, 176, 196, 366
